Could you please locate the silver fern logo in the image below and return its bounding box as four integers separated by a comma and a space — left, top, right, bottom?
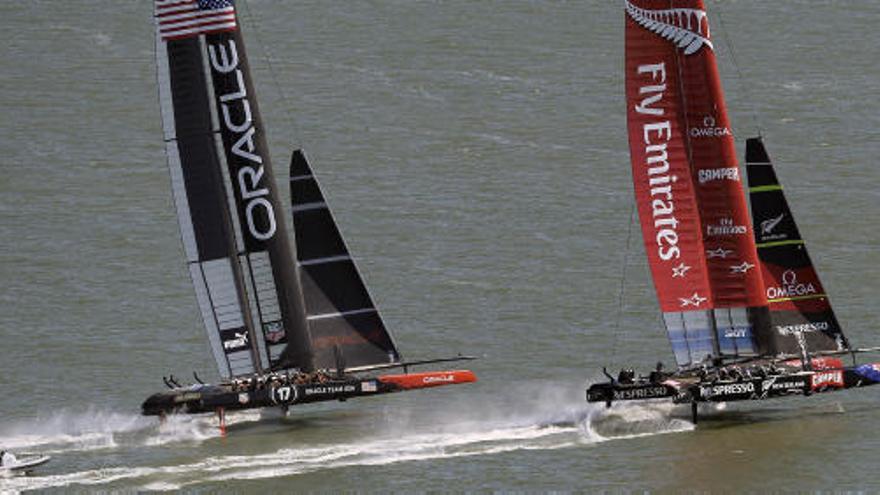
625, 0, 713, 55
760, 213, 785, 234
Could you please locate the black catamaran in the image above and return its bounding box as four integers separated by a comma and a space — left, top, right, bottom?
143, 0, 476, 425
587, 0, 880, 421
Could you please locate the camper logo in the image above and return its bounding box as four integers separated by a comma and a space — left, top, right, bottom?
625, 0, 713, 55
698, 167, 739, 185
810, 371, 844, 391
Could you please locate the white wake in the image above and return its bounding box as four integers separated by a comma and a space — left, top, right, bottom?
0, 382, 694, 491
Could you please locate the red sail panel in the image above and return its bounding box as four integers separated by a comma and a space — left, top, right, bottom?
761, 265, 831, 312
673, 2, 766, 310
625, 0, 766, 313
625, 0, 711, 313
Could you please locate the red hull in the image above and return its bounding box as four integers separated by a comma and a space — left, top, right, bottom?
377, 370, 478, 390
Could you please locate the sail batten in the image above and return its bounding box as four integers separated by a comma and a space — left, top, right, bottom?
300, 255, 352, 266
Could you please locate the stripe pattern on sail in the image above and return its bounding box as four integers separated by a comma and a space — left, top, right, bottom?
156, 0, 237, 41
289, 150, 400, 370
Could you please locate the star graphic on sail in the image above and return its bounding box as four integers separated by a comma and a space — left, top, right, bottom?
672, 262, 691, 278
706, 247, 733, 259
730, 262, 755, 274
679, 292, 708, 307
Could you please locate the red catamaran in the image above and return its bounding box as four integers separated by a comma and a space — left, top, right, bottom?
587, 0, 880, 422
142, 0, 475, 429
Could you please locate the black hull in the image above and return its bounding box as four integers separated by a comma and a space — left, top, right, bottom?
142, 369, 477, 416
143, 380, 390, 415
587, 362, 880, 407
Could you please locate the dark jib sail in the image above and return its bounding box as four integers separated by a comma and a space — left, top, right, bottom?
155, 0, 314, 378
289, 150, 400, 370
745, 137, 849, 356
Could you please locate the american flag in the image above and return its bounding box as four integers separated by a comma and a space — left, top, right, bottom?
156, 0, 237, 41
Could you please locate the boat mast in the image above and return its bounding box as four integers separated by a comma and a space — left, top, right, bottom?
209, 20, 315, 372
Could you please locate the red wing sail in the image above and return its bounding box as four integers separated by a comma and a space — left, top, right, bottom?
625, 0, 768, 366
746, 137, 848, 355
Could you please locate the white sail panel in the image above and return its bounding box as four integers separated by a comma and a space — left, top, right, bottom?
202, 258, 255, 375
155, 35, 176, 142
239, 251, 288, 369
189, 263, 230, 378
203, 260, 245, 329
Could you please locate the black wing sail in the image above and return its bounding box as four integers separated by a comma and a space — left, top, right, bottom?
289, 150, 401, 370
745, 137, 848, 356
154, 0, 314, 377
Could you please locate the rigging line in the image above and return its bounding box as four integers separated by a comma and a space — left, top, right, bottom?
238, 0, 303, 148
609, 200, 637, 365
824, 69, 854, 347
715, 5, 762, 138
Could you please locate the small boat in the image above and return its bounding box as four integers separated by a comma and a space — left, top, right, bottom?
0, 454, 51, 474
587, 0, 880, 422
144, 0, 476, 427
